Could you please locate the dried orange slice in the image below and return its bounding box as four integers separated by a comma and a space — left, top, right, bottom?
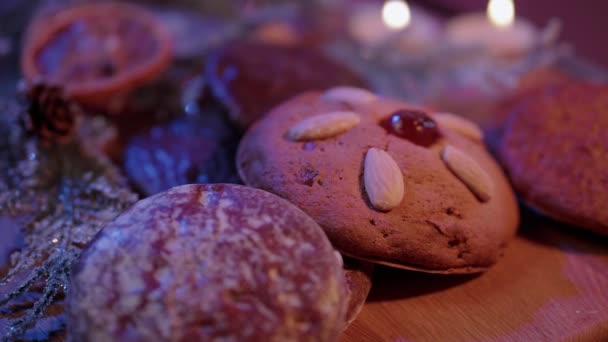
22, 2, 172, 113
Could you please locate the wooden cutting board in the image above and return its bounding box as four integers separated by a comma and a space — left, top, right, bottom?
342, 211, 608, 342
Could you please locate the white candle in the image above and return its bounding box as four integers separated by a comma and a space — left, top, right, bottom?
349, 0, 441, 54
445, 0, 537, 58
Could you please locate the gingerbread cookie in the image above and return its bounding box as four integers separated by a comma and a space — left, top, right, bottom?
205, 41, 368, 129
500, 82, 608, 235
237, 88, 519, 273
485, 67, 575, 153
68, 184, 347, 341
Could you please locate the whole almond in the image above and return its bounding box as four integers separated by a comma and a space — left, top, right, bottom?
441, 145, 493, 202
364, 148, 404, 211
321, 87, 377, 105
434, 112, 484, 141
287, 111, 360, 141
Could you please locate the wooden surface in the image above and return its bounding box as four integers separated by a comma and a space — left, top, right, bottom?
342, 211, 608, 342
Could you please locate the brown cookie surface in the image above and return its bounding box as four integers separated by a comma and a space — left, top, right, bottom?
237, 90, 519, 273
485, 67, 575, 153
500, 82, 608, 235
68, 184, 346, 341
205, 41, 368, 129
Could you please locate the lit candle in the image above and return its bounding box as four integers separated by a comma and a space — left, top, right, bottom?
348, 0, 441, 54
382, 0, 411, 30
445, 0, 537, 58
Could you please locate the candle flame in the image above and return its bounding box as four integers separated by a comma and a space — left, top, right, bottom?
382, 0, 411, 30
487, 0, 515, 28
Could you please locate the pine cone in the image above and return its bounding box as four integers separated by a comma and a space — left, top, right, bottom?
23, 83, 79, 147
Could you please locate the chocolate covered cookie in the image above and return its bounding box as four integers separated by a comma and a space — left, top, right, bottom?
500, 82, 608, 235
237, 88, 519, 273
123, 115, 240, 196
205, 41, 368, 129
68, 184, 347, 341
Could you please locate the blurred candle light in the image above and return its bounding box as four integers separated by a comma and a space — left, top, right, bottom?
382, 0, 411, 30
445, 0, 537, 58
349, 0, 441, 54
487, 0, 514, 28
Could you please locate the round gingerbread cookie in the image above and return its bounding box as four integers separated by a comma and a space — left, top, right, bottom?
68, 184, 347, 341
500, 82, 608, 235
205, 41, 368, 129
485, 67, 575, 153
237, 87, 519, 273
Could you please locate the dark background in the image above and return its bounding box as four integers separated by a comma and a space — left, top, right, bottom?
416, 0, 608, 68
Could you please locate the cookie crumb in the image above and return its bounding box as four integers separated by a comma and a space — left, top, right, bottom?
448, 234, 468, 248
446, 207, 463, 219
380, 229, 396, 238
299, 165, 319, 187
448, 239, 461, 247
